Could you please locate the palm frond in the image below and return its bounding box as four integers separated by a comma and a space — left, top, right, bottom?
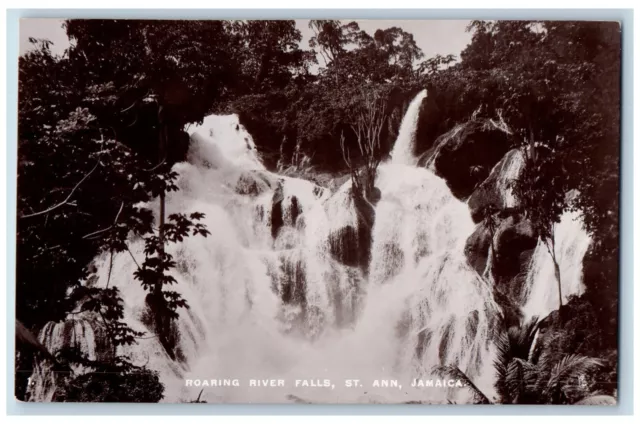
504, 357, 535, 403
492, 330, 511, 400
512, 316, 540, 360
545, 355, 603, 392
493, 317, 540, 402
537, 354, 603, 403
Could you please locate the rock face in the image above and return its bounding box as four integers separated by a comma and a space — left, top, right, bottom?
327, 190, 378, 272
464, 221, 492, 275
234, 170, 274, 196
492, 214, 537, 300
269, 182, 304, 240
270, 184, 286, 239
328, 226, 361, 268
277, 255, 307, 306
422, 120, 513, 199
467, 149, 524, 223
465, 211, 537, 321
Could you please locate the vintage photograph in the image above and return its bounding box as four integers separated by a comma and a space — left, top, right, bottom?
15, 18, 621, 404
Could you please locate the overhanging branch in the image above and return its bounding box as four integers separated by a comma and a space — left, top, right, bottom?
20, 156, 101, 219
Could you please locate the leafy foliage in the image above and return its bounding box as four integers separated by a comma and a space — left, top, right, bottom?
225, 20, 426, 172
419, 19, 619, 354
439, 317, 606, 405
17, 19, 621, 403
134, 212, 210, 320
57, 368, 164, 402
16, 20, 227, 401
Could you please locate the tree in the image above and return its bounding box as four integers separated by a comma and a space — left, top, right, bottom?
63, 20, 233, 352
510, 141, 567, 311
372, 27, 424, 81
226, 20, 428, 174
340, 88, 388, 202
308, 20, 371, 66
230, 20, 315, 93
16, 21, 230, 399
440, 20, 621, 318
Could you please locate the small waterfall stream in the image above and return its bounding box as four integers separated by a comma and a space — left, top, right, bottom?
30, 92, 590, 404
521, 212, 591, 320
389, 89, 427, 166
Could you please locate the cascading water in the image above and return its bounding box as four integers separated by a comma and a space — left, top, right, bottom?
521, 211, 591, 320
30, 92, 589, 404
389, 89, 427, 166
492, 149, 525, 209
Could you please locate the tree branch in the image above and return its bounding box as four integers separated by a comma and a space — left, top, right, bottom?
20, 157, 101, 219
82, 202, 125, 240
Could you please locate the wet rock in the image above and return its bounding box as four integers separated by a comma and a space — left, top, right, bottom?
266, 252, 307, 315
290, 196, 300, 224
278, 256, 307, 306
234, 170, 274, 196
468, 149, 524, 222
493, 289, 524, 329
464, 222, 492, 275
270, 180, 321, 239
270, 183, 286, 239
328, 226, 361, 268
465, 212, 537, 316
424, 120, 513, 199
493, 214, 537, 300
271, 202, 284, 239
39, 317, 111, 363
327, 188, 377, 272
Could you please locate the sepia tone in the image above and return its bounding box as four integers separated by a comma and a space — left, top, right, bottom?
15, 19, 620, 404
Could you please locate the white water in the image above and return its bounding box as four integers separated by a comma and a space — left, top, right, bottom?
489, 148, 525, 209
521, 211, 591, 320
30, 93, 589, 404
390, 89, 427, 166
480, 148, 590, 320
478, 148, 590, 320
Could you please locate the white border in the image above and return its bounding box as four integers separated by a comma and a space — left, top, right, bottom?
1, 2, 637, 422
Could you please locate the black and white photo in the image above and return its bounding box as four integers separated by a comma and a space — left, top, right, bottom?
15, 18, 621, 404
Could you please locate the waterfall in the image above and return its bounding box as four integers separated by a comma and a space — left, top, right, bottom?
29, 91, 589, 405
521, 211, 591, 320
493, 149, 525, 208
389, 89, 427, 165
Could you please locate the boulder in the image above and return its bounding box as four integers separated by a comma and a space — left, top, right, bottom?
463, 213, 537, 328
270, 183, 285, 239
234, 170, 274, 196
423, 120, 513, 199
327, 188, 378, 272
328, 226, 361, 268
465, 213, 537, 313
278, 255, 307, 306
464, 222, 492, 275
493, 214, 538, 300
270, 182, 302, 239
468, 149, 524, 222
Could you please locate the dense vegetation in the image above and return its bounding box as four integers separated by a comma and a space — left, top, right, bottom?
16, 19, 620, 403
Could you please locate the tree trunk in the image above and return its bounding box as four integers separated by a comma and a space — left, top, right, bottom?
552, 253, 563, 310
545, 232, 563, 314
153, 108, 174, 359
156, 110, 167, 299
